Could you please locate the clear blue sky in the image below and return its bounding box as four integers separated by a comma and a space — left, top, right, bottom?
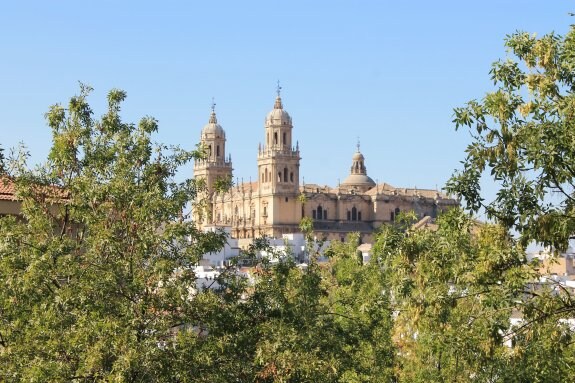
0, 1, 571, 195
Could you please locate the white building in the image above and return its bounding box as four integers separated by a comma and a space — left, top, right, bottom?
199, 226, 241, 267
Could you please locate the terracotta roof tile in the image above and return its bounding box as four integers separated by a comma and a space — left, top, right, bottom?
0, 177, 16, 201
0, 176, 68, 202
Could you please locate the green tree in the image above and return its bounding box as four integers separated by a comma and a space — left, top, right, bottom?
447, 25, 575, 250
435, 22, 575, 381
377, 208, 575, 382
168, 226, 396, 382
0, 85, 226, 381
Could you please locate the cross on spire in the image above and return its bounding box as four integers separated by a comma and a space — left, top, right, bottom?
211, 97, 216, 113
276, 80, 282, 97
356, 137, 361, 152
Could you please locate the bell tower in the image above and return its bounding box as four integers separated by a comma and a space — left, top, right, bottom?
256, 84, 301, 233
193, 101, 233, 223
257, 84, 300, 196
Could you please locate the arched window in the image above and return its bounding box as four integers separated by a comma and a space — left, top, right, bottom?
358, 211, 362, 221
265, 168, 268, 182
267, 133, 269, 146
283, 132, 286, 145
347, 211, 351, 221
352, 207, 357, 221
216, 145, 220, 157
290, 172, 294, 182
324, 209, 327, 220
394, 207, 400, 221
274, 132, 278, 145
317, 205, 323, 220
261, 172, 264, 182
278, 172, 282, 182
208, 145, 212, 158
283, 167, 288, 182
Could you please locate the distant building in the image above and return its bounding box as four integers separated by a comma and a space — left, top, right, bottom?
198, 226, 241, 267
193, 87, 458, 243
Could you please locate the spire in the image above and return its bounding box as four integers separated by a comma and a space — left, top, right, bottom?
274, 80, 283, 109
209, 98, 217, 123
356, 137, 361, 152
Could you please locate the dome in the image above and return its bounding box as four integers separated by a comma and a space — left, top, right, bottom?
266, 96, 292, 126
342, 173, 376, 188
202, 111, 225, 137
352, 151, 364, 161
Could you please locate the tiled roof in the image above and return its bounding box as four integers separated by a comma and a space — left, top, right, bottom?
0, 176, 67, 202
0, 177, 17, 201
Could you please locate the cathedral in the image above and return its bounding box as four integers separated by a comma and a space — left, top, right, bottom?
193, 88, 458, 244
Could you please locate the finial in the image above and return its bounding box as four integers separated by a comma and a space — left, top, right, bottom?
356, 137, 360, 152
274, 81, 283, 109
209, 97, 217, 123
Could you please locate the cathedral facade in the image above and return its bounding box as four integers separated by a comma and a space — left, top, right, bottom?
193, 90, 458, 243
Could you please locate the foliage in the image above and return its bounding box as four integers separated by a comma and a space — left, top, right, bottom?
447, 26, 575, 250
167, 228, 395, 382
377, 208, 575, 382
0, 85, 226, 381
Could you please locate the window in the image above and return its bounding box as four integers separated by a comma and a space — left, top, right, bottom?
208, 145, 212, 157
290, 172, 294, 182
216, 145, 220, 157
274, 132, 278, 145
347, 211, 351, 221
283, 167, 288, 182
390, 212, 394, 221
261, 172, 264, 182
285, 197, 288, 202
324, 209, 327, 220
283, 132, 286, 145
317, 205, 323, 220
278, 172, 282, 182
267, 133, 269, 146
352, 207, 357, 221
263, 206, 267, 216
358, 212, 362, 221
312, 210, 316, 219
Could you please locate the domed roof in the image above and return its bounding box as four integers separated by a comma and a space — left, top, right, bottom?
342, 173, 376, 188
202, 110, 225, 137
266, 96, 292, 126
352, 151, 364, 161
341, 141, 376, 190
